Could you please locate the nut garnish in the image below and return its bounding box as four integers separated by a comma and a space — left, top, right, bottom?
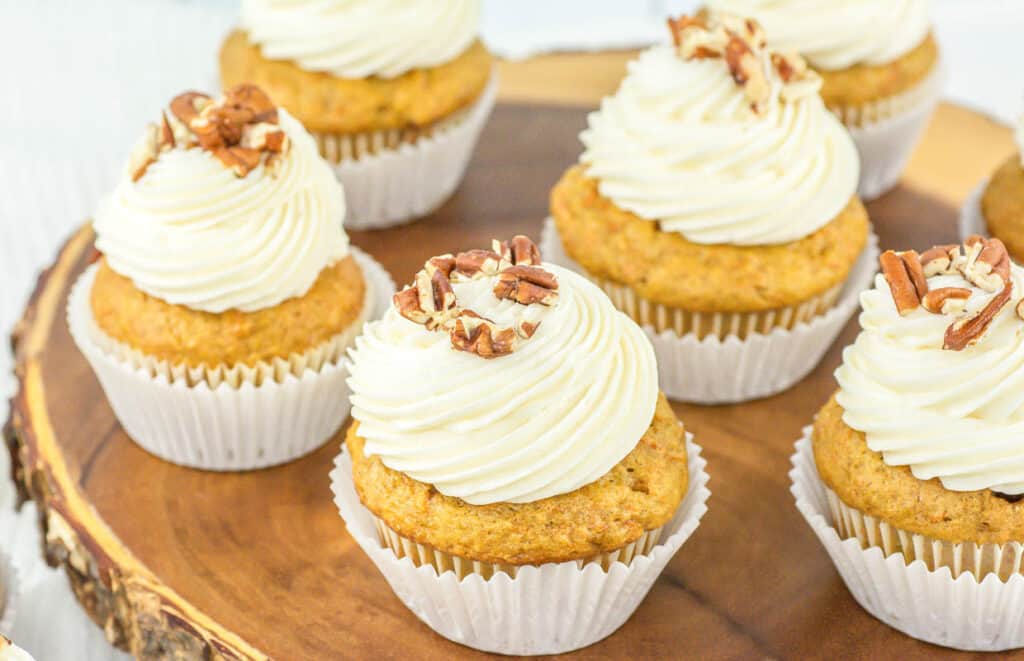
922, 287, 972, 315
666, 11, 819, 113
919, 244, 960, 277
879, 250, 923, 315
944, 284, 1011, 351
394, 236, 558, 359
132, 84, 290, 183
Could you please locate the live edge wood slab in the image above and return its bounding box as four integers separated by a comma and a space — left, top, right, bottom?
3, 101, 1017, 660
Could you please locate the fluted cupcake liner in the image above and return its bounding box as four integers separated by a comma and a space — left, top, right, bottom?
317, 73, 498, 231
330, 435, 709, 656
541, 219, 879, 404
841, 60, 947, 201
959, 178, 989, 242
791, 427, 1024, 652
67, 248, 395, 471
0, 546, 18, 634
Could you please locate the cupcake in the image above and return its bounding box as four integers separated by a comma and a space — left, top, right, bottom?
793, 236, 1024, 650
0, 637, 34, 661
332, 236, 709, 654
545, 13, 876, 404
961, 116, 1024, 261
69, 84, 394, 470
708, 0, 943, 199
220, 0, 497, 229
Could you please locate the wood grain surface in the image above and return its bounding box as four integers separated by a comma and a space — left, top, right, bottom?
5, 98, 1018, 660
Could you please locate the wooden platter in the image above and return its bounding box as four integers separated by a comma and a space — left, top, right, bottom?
4, 96, 1019, 660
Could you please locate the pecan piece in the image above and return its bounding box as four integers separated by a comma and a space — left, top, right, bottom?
241, 122, 288, 153
128, 124, 159, 182
495, 235, 542, 266
919, 244, 960, 277
169, 91, 212, 125
944, 284, 1011, 351
667, 15, 707, 48
960, 236, 1009, 292
213, 146, 262, 177
922, 287, 972, 315
454, 249, 503, 278
879, 250, 922, 315
426, 254, 456, 278
158, 111, 175, 150
224, 84, 278, 124
450, 316, 516, 358
494, 267, 559, 306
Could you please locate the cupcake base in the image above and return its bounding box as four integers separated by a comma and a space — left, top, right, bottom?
541, 218, 879, 404
791, 427, 1024, 652
322, 72, 498, 230
843, 60, 946, 201
330, 435, 710, 656
68, 248, 395, 471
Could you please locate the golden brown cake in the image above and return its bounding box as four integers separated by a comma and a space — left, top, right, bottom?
349, 393, 687, 566
219, 31, 492, 137
982, 155, 1024, 263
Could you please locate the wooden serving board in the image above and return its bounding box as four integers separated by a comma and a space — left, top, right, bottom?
4, 98, 1018, 660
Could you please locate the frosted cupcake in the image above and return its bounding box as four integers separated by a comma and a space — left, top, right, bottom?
961, 116, 1024, 261
220, 0, 496, 229
709, 0, 943, 199
331, 236, 709, 654
69, 84, 393, 470
0, 637, 34, 661
793, 236, 1024, 650
545, 13, 876, 403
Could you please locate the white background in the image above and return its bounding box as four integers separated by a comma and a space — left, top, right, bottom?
0, 1, 1020, 657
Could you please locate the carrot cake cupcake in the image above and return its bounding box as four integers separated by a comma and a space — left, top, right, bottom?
793, 236, 1024, 650
220, 0, 497, 229
709, 0, 943, 199
332, 236, 709, 654
964, 117, 1024, 261
546, 12, 875, 403
69, 84, 393, 470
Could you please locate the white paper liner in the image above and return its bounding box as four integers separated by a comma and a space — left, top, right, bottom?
0, 546, 18, 634
960, 178, 990, 242
541, 219, 879, 404
791, 427, 1024, 651
321, 72, 498, 231
843, 60, 947, 201
67, 248, 395, 471
330, 435, 709, 655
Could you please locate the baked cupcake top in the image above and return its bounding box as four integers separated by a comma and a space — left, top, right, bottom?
239, 0, 480, 79
836, 236, 1024, 494
580, 12, 858, 246
707, 0, 930, 71
0, 636, 34, 661
94, 84, 349, 314
347, 236, 659, 505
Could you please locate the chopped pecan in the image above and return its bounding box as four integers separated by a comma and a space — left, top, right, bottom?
919, 244, 960, 277
667, 15, 707, 47
879, 250, 922, 315
922, 287, 972, 315
494, 266, 559, 306
517, 320, 539, 339
128, 124, 159, 182
213, 146, 262, 177
495, 235, 542, 266
224, 84, 278, 124
426, 254, 456, 278
960, 236, 1009, 292
454, 249, 503, 278
241, 122, 288, 153
169, 91, 212, 125
450, 317, 516, 359
945, 284, 1012, 351
158, 111, 175, 150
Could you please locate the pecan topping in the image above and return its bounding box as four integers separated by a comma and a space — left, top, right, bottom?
944, 284, 1011, 351
393, 236, 557, 358
128, 124, 159, 182
919, 244, 960, 277
960, 236, 1009, 293
133, 85, 290, 183
922, 287, 971, 315
667, 11, 818, 113
879, 250, 923, 315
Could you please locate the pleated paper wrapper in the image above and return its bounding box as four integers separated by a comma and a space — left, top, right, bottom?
791, 427, 1024, 652
67, 248, 395, 471
959, 178, 989, 242
840, 60, 947, 201
316, 73, 498, 230
541, 219, 879, 404
330, 436, 710, 655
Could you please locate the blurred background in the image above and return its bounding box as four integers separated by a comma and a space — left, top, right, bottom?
0, 1, 1020, 657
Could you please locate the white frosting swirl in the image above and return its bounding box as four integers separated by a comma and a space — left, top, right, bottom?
708, 0, 931, 70
95, 109, 349, 314
836, 263, 1024, 494
347, 264, 659, 505
580, 44, 859, 246
240, 0, 480, 79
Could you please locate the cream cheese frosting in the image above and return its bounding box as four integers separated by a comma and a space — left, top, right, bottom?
240, 0, 480, 79
347, 262, 659, 505
95, 107, 349, 314
836, 255, 1024, 494
579, 20, 859, 246
708, 0, 931, 70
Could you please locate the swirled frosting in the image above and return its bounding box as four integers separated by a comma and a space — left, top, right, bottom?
708, 0, 931, 70
836, 262, 1024, 494
95, 108, 349, 314
581, 42, 858, 246
240, 0, 480, 79
347, 263, 659, 505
